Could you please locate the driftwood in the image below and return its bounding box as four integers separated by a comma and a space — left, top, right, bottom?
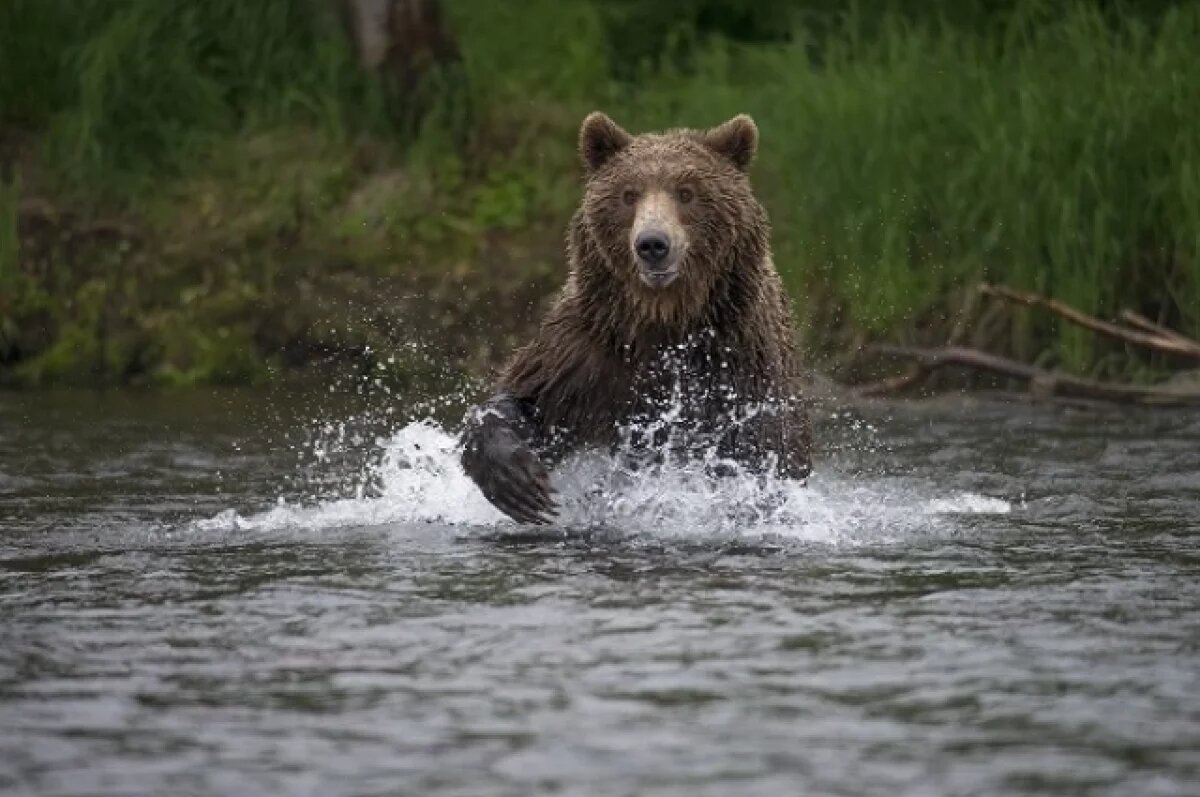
979, 283, 1200, 361
855, 369, 926, 397
870, 344, 1200, 406
857, 282, 1200, 405
1119, 309, 1199, 347
855, 285, 979, 396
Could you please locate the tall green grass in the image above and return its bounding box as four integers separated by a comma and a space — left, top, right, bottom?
1, 0, 1197, 383
609, 2, 1200, 368
441, 0, 1200, 370
1, 0, 386, 193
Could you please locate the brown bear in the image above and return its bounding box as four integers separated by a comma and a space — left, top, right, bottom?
461, 112, 812, 523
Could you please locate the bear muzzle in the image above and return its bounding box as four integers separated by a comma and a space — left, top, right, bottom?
634, 229, 680, 287
631, 192, 685, 289
635, 244, 680, 289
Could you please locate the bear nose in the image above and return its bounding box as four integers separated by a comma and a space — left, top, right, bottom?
635, 231, 671, 266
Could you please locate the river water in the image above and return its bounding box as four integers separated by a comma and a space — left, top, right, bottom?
1, 388, 1198, 796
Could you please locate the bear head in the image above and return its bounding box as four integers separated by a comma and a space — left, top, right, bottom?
575, 112, 769, 326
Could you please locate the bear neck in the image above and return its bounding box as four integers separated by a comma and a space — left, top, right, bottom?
566, 209, 770, 359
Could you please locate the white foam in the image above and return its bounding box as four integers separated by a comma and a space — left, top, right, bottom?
925, 494, 1013, 515
196, 421, 1011, 544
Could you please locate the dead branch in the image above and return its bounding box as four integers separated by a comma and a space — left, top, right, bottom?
979, 283, 1200, 361
871, 344, 1200, 406
1118, 309, 1199, 346
853, 286, 981, 397
854, 368, 927, 397
947, 285, 980, 346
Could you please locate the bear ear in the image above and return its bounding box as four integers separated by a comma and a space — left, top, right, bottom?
703, 114, 758, 171
580, 112, 632, 173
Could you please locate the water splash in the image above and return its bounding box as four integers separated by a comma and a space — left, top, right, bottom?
197, 420, 1010, 544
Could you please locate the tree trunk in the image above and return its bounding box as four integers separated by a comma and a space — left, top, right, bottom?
338, 0, 459, 92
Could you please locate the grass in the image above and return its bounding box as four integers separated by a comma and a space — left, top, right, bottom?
617, 2, 1200, 371
1, 0, 1197, 385
1, 0, 389, 195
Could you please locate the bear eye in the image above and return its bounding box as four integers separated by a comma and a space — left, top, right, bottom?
622, 189, 639, 206
677, 186, 695, 204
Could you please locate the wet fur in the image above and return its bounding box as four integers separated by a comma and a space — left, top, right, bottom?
463, 114, 812, 519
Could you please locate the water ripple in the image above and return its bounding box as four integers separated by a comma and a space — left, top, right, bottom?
1, 392, 1197, 796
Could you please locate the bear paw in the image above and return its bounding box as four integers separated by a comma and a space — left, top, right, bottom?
462, 425, 558, 525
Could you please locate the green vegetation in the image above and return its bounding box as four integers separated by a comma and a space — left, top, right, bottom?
1, 0, 1197, 386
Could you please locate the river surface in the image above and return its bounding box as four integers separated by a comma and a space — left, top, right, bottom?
1, 388, 1198, 796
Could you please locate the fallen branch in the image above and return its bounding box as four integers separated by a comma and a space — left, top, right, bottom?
979, 283, 1200, 361
1118, 309, 1199, 346
870, 344, 1200, 406
853, 287, 980, 397
854, 368, 927, 397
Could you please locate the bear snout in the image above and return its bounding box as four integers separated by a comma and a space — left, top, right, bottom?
630, 191, 685, 288
635, 230, 672, 266
633, 229, 680, 288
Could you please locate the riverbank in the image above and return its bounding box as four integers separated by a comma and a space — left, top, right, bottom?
2, 0, 1198, 387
